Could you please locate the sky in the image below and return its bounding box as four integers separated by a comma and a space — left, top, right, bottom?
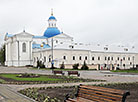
0, 0, 138, 47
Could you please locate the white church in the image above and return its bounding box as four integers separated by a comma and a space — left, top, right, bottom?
4, 10, 138, 70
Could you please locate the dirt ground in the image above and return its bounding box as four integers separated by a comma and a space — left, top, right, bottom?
103, 83, 138, 102
21, 83, 138, 102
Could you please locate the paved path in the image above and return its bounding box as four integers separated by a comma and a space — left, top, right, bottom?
0, 66, 138, 101
0, 85, 35, 102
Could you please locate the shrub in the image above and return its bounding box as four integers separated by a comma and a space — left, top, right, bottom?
72, 63, 79, 69
60, 62, 65, 69
17, 73, 40, 78
37, 60, 45, 68
0, 44, 5, 65
81, 61, 89, 70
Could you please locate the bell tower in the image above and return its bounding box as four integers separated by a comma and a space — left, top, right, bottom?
48, 9, 57, 27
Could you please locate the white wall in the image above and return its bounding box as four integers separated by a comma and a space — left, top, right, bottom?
33, 49, 138, 70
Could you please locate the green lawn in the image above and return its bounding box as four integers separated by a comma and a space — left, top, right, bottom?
0, 74, 61, 81
111, 70, 138, 73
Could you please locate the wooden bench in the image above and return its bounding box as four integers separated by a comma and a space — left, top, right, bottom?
68, 71, 80, 77
65, 84, 130, 102
52, 70, 64, 75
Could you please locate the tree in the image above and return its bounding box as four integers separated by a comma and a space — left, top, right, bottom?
36, 60, 45, 68
81, 61, 89, 70
0, 44, 5, 65
72, 63, 79, 70
60, 62, 65, 69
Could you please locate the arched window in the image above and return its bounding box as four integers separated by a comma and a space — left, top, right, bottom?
98, 57, 100, 60
44, 57, 46, 62
79, 56, 82, 60
56, 40, 58, 43
117, 57, 119, 60
105, 57, 107, 60
73, 56, 75, 60
111, 57, 113, 60
49, 58, 51, 62
108, 57, 110, 60
92, 57, 94, 61
128, 57, 130, 60
22, 43, 26, 52
34, 57, 36, 62
63, 56, 66, 60
85, 56, 88, 60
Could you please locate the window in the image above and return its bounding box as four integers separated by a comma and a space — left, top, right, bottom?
108, 57, 110, 60
123, 64, 125, 67
98, 57, 100, 60
85, 56, 87, 60
104, 47, 108, 50
44, 57, 46, 62
128, 57, 130, 61
105, 57, 107, 60
111, 57, 113, 61
56, 40, 58, 43
49, 58, 51, 62
124, 48, 128, 51
63, 56, 66, 60
34, 57, 36, 62
117, 64, 119, 66
73, 56, 75, 60
92, 57, 94, 61
79, 56, 82, 60
130, 62, 132, 65
117, 57, 119, 61
22, 43, 26, 52
42, 42, 45, 44
123, 57, 125, 60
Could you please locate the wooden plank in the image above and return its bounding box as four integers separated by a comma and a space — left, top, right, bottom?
80, 87, 122, 98
79, 89, 122, 101
78, 93, 120, 102
80, 85, 124, 95
67, 98, 77, 102
77, 97, 95, 102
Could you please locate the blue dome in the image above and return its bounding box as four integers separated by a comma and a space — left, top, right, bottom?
48, 16, 56, 20
44, 27, 60, 38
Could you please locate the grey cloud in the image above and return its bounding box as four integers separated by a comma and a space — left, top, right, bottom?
0, 0, 138, 47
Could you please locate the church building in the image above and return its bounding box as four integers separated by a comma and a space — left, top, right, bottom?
4, 10, 138, 70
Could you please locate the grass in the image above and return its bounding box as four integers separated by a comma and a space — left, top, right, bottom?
0, 73, 105, 84
111, 69, 138, 73
0, 74, 61, 81
0, 78, 5, 83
